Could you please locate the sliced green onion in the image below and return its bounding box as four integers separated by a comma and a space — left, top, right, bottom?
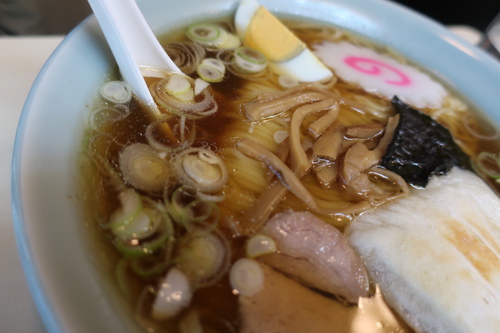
195, 190, 226, 203
167, 186, 197, 225
166, 186, 221, 232
145, 116, 196, 153
181, 152, 222, 185
118, 210, 154, 239
186, 23, 228, 48
197, 58, 226, 83
119, 143, 169, 193
174, 148, 228, 193
220, 33, 241, 49
202, 58, 226, 75
463, 113, 499, 141
278, 75, 299, 88
184, 200, 220, 232
111, 189, 160, 241
152, 268, 193, 320
194, 78, 210, 96
164, 73, 191, 95
150, 77, 218, 119
112, 189, 143, 224
175, 230, 230, 287
196, 64, 224, 83
164, 73, 194, 102
187, 23, 222, 43
476, 151, 500, 179
234, 46, 268, 73
114, 216, 172, 258
100, 81, 132, 104
164, 42, 206, 75
130, 256, 168, 277
246, 234, 277, 258
229, 258, 264, 296
89, 106, 130, 130
174, 89, 195, 103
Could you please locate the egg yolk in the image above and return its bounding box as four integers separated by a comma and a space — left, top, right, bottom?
244, 6, 305, 63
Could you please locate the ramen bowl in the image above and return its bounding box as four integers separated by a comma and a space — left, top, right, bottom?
11, 0, 500, 332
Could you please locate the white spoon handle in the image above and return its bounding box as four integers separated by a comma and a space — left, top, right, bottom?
87, 0, 182, 113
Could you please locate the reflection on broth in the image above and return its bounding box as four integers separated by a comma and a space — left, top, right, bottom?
78, 2, 500, 332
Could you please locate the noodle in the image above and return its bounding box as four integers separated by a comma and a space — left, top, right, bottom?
221, 148, 268, 193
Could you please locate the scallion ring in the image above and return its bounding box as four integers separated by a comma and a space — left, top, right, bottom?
145, 116, 196, 152
89, 106, 130, 131
174, 147, 228, 193
118, 143, 170, 193
196, 64, 224, 83
150, 76, 218, 119
202, 58, 226, 74
114, 230, 167, 258
186, 23, 228, 49
100, 80, 132, 104
151, 268, 193, 320
234, 46, 268, 73
130, 256, 168, 277
220, 33, 241, 49
114, 218, 173, 258
476, 151, 500, 179
194, 78, 210, 95
163, 42, 206, 75
246, 234, 277, 258
163, 73, 194, 102
166, 187, 221, 231
175, 228, 231, 287
182, 200, 220, 232
166, 186, 197, 225
278, 75, 299, 88
229, 258, 264, 296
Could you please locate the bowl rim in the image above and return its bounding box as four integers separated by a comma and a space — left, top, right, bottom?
11, 0, 500, 332
11, 17, 91, 333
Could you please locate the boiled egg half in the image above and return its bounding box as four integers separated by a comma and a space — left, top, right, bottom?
235, 0, 333, 82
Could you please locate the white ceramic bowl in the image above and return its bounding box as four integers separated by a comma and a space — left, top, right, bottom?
12, 0, 500, 332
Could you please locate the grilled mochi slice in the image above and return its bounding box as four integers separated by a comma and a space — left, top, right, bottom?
346, 167, 500, 333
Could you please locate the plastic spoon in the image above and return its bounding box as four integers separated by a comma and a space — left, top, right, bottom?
87, 0, 183, 117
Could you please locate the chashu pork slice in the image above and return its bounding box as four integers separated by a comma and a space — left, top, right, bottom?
239, 263, 355, 333
260, 211, 370, 303
346, 167, 500, 333
239, 262, 407, 333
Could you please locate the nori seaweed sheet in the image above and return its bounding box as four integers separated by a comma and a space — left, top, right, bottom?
381, 97, 471, 187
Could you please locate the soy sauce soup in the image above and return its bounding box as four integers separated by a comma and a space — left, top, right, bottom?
78, 15, 500, 333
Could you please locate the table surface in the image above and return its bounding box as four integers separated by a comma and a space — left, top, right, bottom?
0, 26, 481, 332
1, 35, 64, 333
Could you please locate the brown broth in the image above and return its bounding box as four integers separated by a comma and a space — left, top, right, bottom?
79, 20, 499, 333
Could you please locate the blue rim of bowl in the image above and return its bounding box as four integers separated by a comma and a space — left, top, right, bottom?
10, 0, 500, 332
10, 15, 98, 333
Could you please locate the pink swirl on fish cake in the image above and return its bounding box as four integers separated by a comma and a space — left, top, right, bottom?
343, 56, 412, 86
313, 41, 446, 109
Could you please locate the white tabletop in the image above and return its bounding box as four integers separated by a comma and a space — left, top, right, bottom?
0, 35, 64, 333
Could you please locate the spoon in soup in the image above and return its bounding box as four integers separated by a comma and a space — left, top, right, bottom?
87, 0, 184, 118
